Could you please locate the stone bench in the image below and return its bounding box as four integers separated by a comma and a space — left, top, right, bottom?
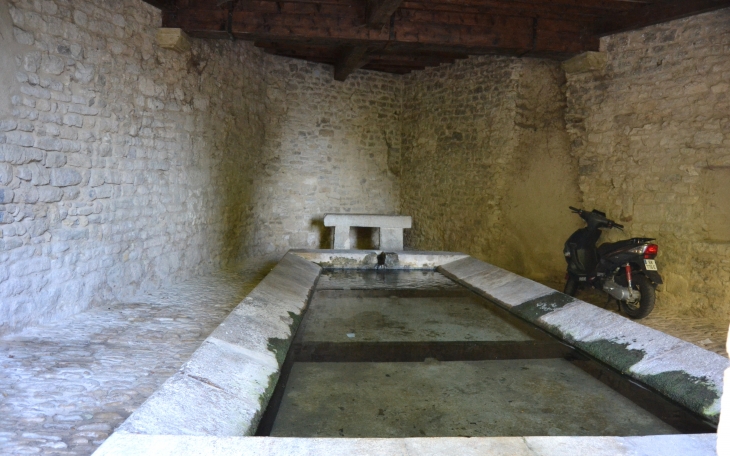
323, 214, 412, 250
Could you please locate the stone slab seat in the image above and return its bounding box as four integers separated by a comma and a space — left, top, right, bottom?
323, 213, 412, 250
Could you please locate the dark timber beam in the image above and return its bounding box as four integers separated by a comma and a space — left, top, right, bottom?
334, 46, 371, 80
163, 9, 599, 57
366, 0, 403, 27
596, 0, 730, 35
143, 0, 177, 10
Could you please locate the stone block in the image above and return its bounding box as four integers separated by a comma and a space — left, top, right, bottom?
439, 256, 499, 279
380, 227, 403, 250
324, 214, 411, 249
181, 337, 278, 402
117, 373, 261, 436
157, 28, 191, 53
44, 152, 66, 168
562, 52, 607, 74
487, 280, 555, 308
42, 55, 65, 75
50, 168, 82, 186
0, 188, 14, 203
0, 164, 12, 185
95, 433, 718, 456
324, 214, 412, 229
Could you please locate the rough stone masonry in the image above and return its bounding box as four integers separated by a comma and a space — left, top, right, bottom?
0, 0, 401, 334
1, 0, 728, 333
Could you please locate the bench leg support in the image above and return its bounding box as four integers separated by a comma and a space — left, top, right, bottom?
380, 228, 403, 250
333, 225, 351, 249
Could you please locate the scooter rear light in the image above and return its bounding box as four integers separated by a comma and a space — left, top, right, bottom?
644, 244, 658, 259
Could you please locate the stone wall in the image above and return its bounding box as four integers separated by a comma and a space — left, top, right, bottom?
0, 0, 270, 334
250, 59, 402, 255
0, 0, 402, 334
400, 56, 581, 282
565, 9, 730, 318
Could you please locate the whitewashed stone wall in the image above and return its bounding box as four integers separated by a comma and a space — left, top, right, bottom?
249, 59, 402, 255
3, 0, 728, 333
565, 9, 730, 319
0, 0, 401, 334
0, 0, 270, 334
400, 57, 581, 283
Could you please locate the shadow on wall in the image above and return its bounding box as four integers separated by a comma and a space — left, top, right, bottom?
497, 62, 583, 282
399, 58, 582, 284
310, 218, 331, 249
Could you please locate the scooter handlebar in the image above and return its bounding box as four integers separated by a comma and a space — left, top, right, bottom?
569, 206, 624, 229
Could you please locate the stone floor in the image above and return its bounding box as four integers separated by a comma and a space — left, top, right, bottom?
0, 265, 726, 455
0, 259, 275, 456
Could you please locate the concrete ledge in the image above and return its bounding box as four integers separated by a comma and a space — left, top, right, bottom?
116, 252, 321, 437
291, 249, 468, 269
439, 257, 729, 423
96, 433, 717, 456
323, 214, 412, 228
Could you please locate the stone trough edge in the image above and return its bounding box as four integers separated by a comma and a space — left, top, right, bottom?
94, 433, 717, 456
94, 250, 723, 455
111, 251, 322, 438
437, 256, 729, 424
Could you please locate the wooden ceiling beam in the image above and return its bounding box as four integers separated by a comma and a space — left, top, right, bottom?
596, 0, 730, 35
226, 11, 534, 50
366, 0, 404, 26
164, 9, 599, 57
143, 0, 177, 10
399, 2, 606, 21
334, 45, 372, 80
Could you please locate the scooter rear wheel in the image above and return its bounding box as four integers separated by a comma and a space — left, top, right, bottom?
618, 274, 655, 319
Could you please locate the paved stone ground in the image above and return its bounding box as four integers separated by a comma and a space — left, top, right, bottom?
0, 259, 276, 456
544, 281, 730, 357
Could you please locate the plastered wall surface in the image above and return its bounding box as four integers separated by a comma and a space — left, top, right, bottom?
400, 56, 581, 282
0, 0, 401, 334
565, 9, 730, 319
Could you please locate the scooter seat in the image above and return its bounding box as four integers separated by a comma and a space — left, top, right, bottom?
597, 239, 646, 257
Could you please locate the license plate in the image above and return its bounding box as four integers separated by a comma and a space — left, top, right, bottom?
644, 259, 658, 271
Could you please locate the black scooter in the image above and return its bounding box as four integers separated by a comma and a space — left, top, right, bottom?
563, 207, 663, 319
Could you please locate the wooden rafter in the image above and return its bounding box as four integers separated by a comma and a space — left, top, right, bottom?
366, 0, 404, 26
334, 46, 371, 80
596, 0, 730, 35
147, 0, 730, 79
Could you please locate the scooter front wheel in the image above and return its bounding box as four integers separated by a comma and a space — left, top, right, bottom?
618, 274, 655, 319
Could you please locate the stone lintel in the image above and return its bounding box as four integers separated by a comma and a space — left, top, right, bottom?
157, 28, 191, 53
323, 214, 412, 229
562, 51, 607, 75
